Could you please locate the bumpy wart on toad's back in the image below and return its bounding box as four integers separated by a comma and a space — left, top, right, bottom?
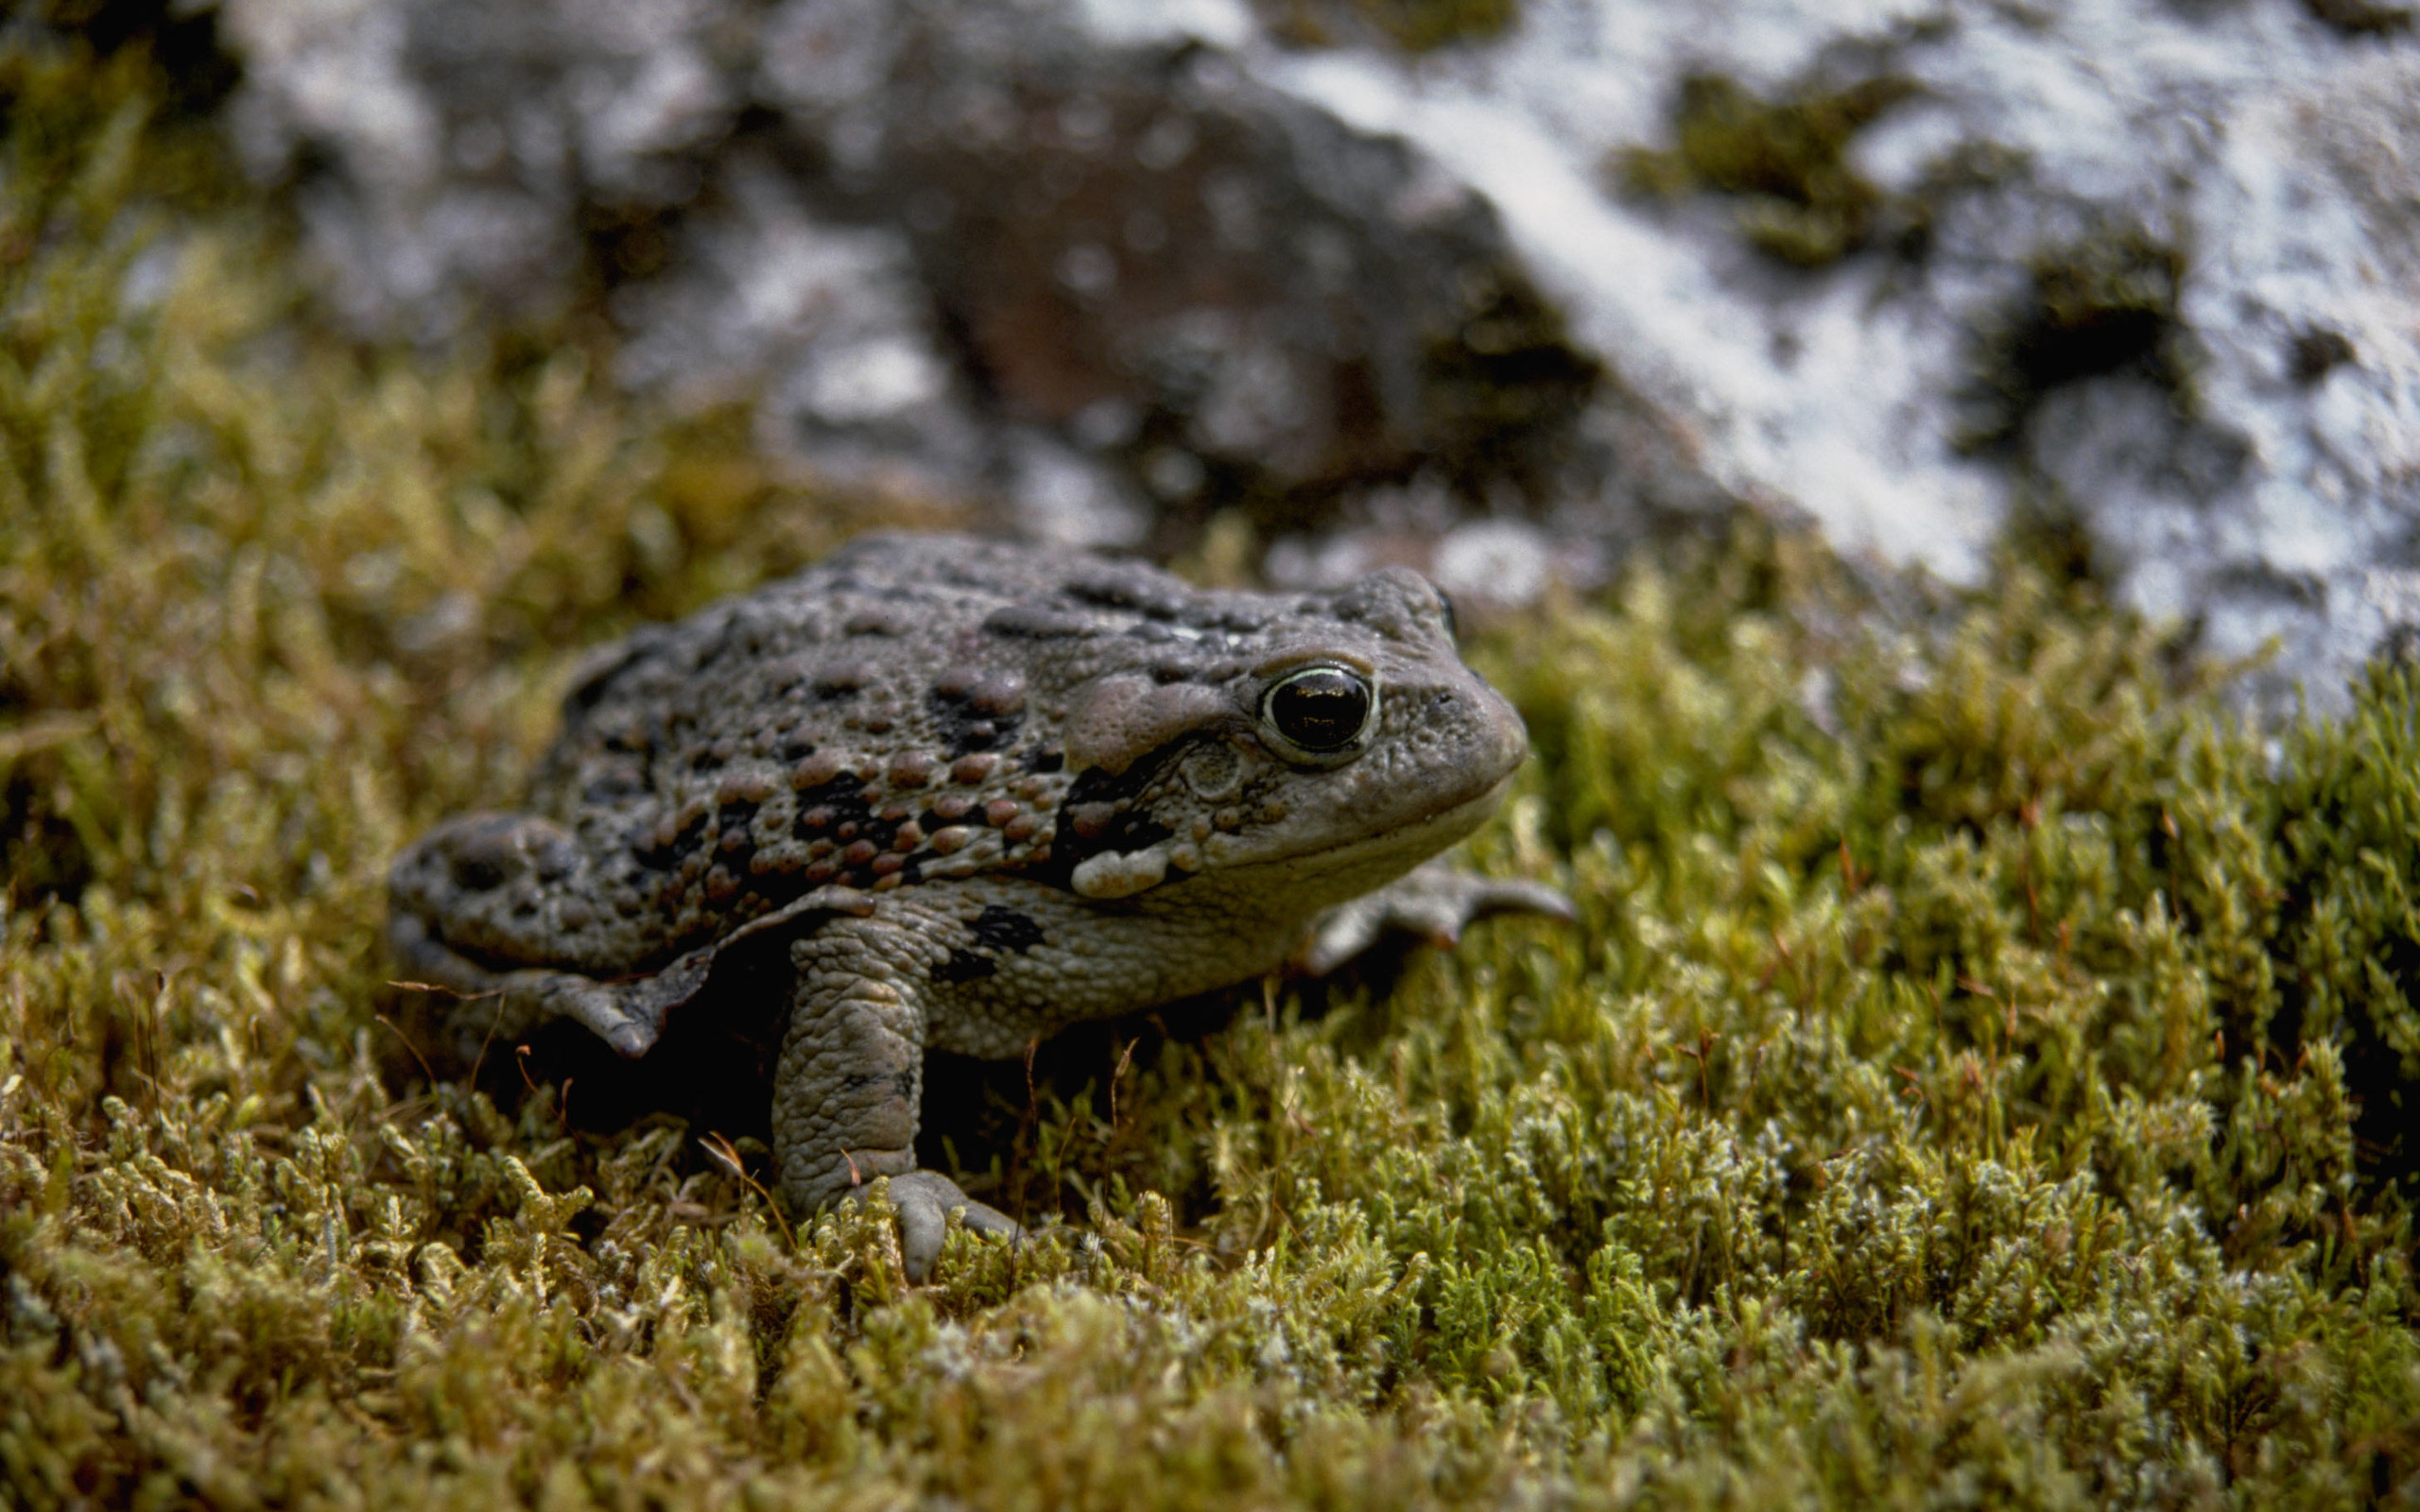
389, 532, 1566, 1275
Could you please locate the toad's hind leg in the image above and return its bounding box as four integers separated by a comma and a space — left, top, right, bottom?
776, 926, 1018, 1279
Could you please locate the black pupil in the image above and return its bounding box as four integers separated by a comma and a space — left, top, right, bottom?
1269, 668, 1371, 751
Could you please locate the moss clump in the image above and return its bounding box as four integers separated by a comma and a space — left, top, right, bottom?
2016, 232, 2185, 385
1260, 0, 1521, 53
2269, 662, 2420, 1197
2303, 0, 2413, 35
1616, 73, 1918, 267
2024, 230, 2182, 392
1958, 226, 2189, 453
5, 34, 2420, 1512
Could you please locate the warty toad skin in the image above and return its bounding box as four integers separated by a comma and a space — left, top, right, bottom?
389, 532, 1565, 1276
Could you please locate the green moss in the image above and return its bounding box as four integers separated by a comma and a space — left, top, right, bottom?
2302, 0, 2413, 36
1260, 0, 1520, 53
5, 36, 2420, 1512
1615, 74, 1919, 267
2270, 662, 2420, 1196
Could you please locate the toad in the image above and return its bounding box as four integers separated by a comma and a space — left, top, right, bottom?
390, 533, 1565, 1275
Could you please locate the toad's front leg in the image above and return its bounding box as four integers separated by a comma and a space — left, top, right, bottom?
776, 921, 1019, 1280
1290, 857, 1573, 975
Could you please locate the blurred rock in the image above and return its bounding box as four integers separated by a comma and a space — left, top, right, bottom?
218, 0, 1606, 554
1270, 0, 2420, 709
215, 0, 2420, 705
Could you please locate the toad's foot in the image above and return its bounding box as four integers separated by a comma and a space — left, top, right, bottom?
1293, 859, 1575, 976
853, 1170, 1022, 1281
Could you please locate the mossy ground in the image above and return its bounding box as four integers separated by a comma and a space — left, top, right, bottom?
6, 35, 2420, 1512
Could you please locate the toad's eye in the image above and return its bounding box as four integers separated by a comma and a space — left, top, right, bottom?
1436, 587, 1461, 645
1262, 664, 1375, 756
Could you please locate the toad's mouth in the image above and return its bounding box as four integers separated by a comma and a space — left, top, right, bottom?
1064, 767, 1522, 903
1192, 768, 1519, 884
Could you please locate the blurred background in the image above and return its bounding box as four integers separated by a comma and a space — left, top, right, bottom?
18, 0, 2420, 705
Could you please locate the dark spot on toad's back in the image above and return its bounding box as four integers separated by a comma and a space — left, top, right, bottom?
969, 904, 1046, 954
631, 803, 709, 868
792, 773, 875, 844
928, 680, 1023, 757
939, 948, 997, 984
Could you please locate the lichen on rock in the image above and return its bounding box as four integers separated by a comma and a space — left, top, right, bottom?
1613, 71, 1919, 268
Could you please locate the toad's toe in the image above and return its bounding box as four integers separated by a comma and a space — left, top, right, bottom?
1294, 861, 1573, 976
880, 1170, 1022, 1281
